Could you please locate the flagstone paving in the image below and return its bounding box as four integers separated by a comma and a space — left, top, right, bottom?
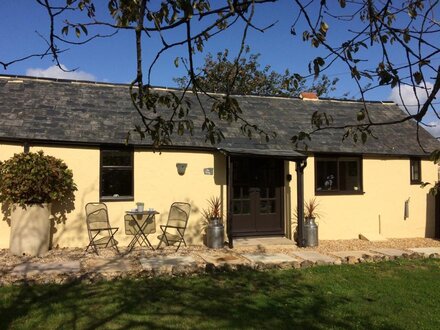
197, 252, 251, 267
330, 250, 381, 259
84, 259, 133, 273
3, 245, 440, 284
371, 248, 408, 257
234, 237, 295, 246
241, 253, 299, 265
291, 251, 338, 264
409, 247, 440, 256
10, 261, 80, 276
139, 256, 198, 273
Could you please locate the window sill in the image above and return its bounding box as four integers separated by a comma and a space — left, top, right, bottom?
100, 196, 134, 202
410, 181, 422, 185
315, 190, 365, 196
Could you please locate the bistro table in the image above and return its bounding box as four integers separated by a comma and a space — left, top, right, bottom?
125, 210, 159, 252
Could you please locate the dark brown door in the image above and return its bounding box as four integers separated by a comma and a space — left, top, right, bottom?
231, 157, 284, 236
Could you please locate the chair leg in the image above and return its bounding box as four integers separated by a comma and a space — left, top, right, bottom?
157, 227, 166, 249
85, 241, 99, 255
157, 239, 163, 250
157, 234, 165, 249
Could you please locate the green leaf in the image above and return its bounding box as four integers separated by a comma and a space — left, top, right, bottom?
75, 27, 81, 38
80, 24, 88, 36
302, 31, 310, 41
403, 29, 411, 43
357, 110, 365, 121
361, 132, 367, 144
174, 57, 179, 68
413, 71, 423, 84
62, 26, 69, 36
351, 66, 361, 80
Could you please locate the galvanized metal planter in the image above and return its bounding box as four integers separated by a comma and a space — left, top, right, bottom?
304, 217, 318, 247
206, 218, 224, 249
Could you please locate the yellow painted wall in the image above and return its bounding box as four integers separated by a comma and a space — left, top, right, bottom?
107, 150, 227, 247
1, 142, 438, 248
289, 155, 438, 240
0, 144, 22, 161
30, 145, 100, 249
0, 143, 24, 248
0, 143, 226, 248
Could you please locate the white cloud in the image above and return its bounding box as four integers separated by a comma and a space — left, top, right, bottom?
389, 82, 433, 115
26, 64, 96, 81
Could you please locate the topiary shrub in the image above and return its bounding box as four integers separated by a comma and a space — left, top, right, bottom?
0, 151, 77, 207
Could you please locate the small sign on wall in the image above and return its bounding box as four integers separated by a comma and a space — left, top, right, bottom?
204, 168, 214, 175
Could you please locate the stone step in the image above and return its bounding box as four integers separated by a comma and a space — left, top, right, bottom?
330, 250, 381, 260
241, 253, 299, 266
291, 251, 337, 264
84, 258, 133, 273
139, 255, 198, 273
409, 247, 440, 256
197, 252, 251, 267
371, 248, 408, 257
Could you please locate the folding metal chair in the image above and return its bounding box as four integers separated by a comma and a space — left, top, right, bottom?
85, 202, 119, 254
157, 202, 191, 251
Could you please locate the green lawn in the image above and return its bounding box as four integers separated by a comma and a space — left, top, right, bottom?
1, 259, 440, 329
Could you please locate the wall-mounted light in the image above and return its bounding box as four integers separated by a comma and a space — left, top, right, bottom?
286, 174, 292, 182
176, 163, 188, 176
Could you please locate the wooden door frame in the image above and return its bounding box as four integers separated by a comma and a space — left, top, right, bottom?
225, 153, 308, 248
228, 156, 285, 237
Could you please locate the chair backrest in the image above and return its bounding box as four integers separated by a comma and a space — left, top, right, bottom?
85, 203, 111, 239
167, 202, 191, 229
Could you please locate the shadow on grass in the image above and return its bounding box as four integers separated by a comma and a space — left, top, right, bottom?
0, 266, 404, 330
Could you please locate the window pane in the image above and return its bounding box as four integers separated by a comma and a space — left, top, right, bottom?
101, 169, 132, 197
340, 160, 360, 191
412, 165, 419, 179
232, 201, 241, 215
316, 160, 338, 191
233, 187, 241, 199
102, 150, 132, 166
241, 201, 250, 214
411, 159, 421, 182
260, 200, 275, 214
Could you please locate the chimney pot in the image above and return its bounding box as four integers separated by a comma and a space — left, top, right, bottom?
300, 92, 318, 100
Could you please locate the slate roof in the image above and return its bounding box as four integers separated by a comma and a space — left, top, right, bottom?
0, 75, 438, 157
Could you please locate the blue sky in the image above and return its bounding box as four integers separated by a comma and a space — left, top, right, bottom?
1, 1, 439, 135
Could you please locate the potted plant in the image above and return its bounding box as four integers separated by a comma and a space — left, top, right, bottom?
0, 151, 77, 256
201, 197, 224, 249
303, 198, 320, 247
202, 196, 222, 226
304, 198, 320, 222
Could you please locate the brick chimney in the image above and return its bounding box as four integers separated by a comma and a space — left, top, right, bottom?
300, 92, 318, 100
